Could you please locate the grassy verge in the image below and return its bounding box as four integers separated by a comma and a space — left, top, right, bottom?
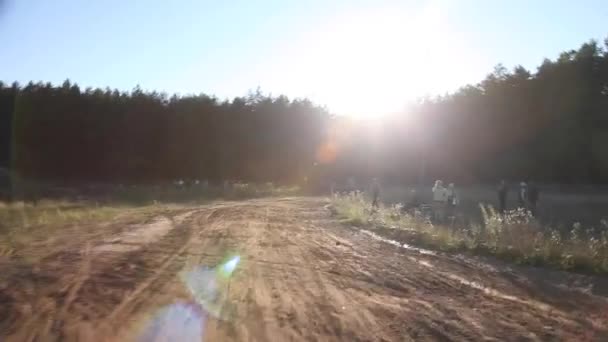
0, 182, 301, 258
331, 192, 608, 274
70, 182, 301, 205
0, 200, 156, 259
0, 200, 121, 229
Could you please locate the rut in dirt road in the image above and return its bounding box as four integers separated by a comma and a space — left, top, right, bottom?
1, 198, 608, 341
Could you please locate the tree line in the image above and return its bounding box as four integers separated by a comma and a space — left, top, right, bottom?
1, 37, 608, 186
0, 84, 328, 184
327, 38, 608, 185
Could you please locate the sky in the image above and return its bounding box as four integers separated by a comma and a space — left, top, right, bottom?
1, 0, 607, 117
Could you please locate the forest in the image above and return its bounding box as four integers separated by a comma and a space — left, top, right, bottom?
1, 38, 608, 185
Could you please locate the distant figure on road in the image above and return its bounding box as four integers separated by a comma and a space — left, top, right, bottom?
518, 182, 527, 209
527, 181, 540, 216
370, 178, 381, 209
497, 180, 508, 213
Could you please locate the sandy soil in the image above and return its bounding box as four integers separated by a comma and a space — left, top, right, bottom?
1, 197, 607, 341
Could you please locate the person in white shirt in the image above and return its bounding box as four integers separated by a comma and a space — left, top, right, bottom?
518, 182, 527, 208
432, 180, 446, 200
432, 180, 448, 222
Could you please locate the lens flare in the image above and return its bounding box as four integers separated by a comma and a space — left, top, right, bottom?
219, 255, 240, 277
136, 254, 241, 340
137, 302, 205, 342
180, 254, 241, 319
316, 142, 338, 164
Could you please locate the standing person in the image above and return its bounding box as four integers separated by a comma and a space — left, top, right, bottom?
527, 181, 540, 216
497, 180, 508, 213
446, 183, 458, 222
518, 181, 527, 209
370, 178, 381, 210
432, 180, 448, 222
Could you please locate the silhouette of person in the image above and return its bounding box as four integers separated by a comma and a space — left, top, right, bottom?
371, 178, 380, 209
518, 181, 527, 209
527, 181, 539, 216
497, 180, 508, 213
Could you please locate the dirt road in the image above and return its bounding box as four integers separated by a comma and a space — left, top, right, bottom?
2, 197, 608, 341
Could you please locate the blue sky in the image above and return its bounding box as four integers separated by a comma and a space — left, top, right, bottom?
1, 0, 607, 116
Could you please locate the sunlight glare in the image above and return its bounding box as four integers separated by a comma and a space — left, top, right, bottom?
290, 6, 441, 118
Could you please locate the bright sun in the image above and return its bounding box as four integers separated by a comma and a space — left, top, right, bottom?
310, 9, 438, 118
262, 4, 477, 118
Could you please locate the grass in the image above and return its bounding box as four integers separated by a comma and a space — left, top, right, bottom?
0, 200, 119, 228
0, 200, 136, 258
0, 182, 301, 258
331, 192, 608, 274
97, 182, 301, 205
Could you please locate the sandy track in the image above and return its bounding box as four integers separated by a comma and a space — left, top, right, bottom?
1, 197, 607, 341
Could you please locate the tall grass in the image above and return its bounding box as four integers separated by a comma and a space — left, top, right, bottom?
104, 182, 300, 204
331, 192, 608, 273
0, 200, 131, 258
0, 200, 118, 228
0, 182, 300, 257
225, 182, 300, 200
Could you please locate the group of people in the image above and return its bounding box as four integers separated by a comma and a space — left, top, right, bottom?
347, 177, 540, 221
431, 180, 459, 222
360, 177, 459, 221
498, 180, 540, 215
